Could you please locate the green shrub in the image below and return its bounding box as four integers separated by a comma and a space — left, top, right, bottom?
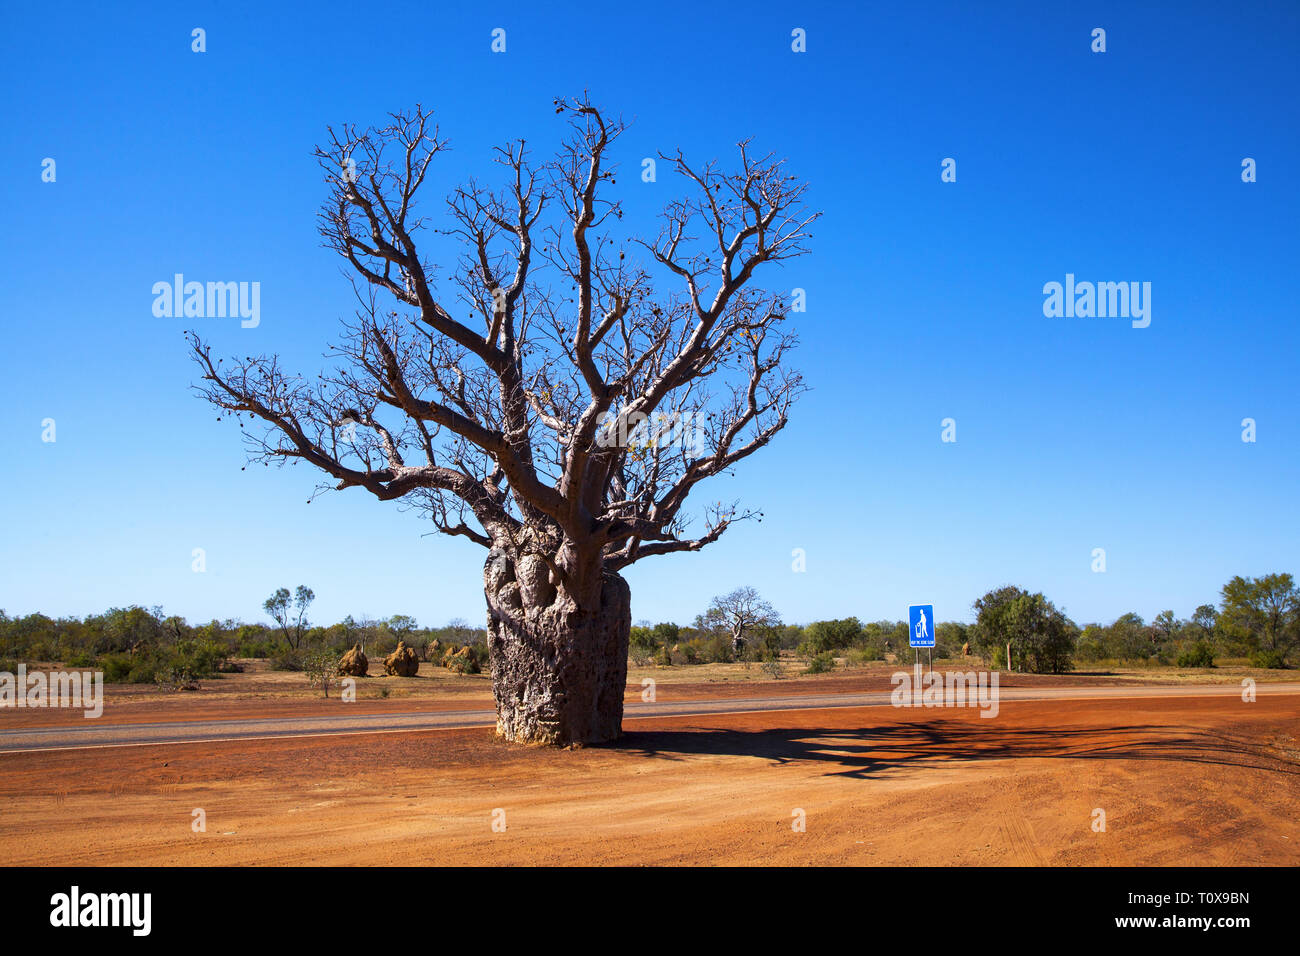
270, 648, 304, 671
302, 646, 343, 697
700, 634, 733, 663
136, 640, 228, 690
761, 651, 782, 678
445, 653, 476, 675
369, 635, 400, 657
99, 653, 135, 683
629, 626, 659, 655
844, 647, 883, 667
28, 639, 59, 662
154, 663, 200, 691
800, 618, 863, 655
1074, 632, 1106, 662
803, 651, 836, 675
237, 638, 277, 658
1175, 640, 1215, 668
445, 644, 488, 675
1249, 649, 1288, 669
126, 661, 159, 683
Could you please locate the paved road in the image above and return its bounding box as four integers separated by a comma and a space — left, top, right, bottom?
2, 682, 1297, 754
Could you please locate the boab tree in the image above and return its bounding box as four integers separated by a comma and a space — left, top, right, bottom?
700, 586, 781, 658
188, 97, 817, 745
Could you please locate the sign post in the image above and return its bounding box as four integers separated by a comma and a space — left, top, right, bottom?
909, 605, 934, 705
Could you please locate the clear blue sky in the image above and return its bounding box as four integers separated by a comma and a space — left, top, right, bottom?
2, 1, 1297, 630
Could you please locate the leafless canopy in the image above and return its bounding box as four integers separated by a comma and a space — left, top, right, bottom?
701, 586, 782, 654
190, 96, 817, 610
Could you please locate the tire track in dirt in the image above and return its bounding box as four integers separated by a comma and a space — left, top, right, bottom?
5, 682, 1298, 754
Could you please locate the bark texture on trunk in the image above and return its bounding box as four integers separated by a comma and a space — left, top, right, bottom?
484, 549, 630, 746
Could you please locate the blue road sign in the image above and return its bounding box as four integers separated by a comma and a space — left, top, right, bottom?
909, 605, 935, 648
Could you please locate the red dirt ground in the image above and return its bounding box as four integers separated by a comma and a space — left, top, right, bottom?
0, 664, 1247, 729
1, 692, 1296, 866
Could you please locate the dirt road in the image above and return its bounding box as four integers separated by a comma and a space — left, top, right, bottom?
3, 682, 1297, 754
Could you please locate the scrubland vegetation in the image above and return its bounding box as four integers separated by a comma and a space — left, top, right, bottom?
0, 600, 488, 686
2, 572, 1294, 688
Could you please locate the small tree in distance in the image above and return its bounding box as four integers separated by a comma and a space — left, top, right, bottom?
760, 647, 783, 679
263, 585, 316, 651
699, 586, 782, 659
1218, 573, 1298, 667
971, 585, 1077, 674
303, 645, 343, 698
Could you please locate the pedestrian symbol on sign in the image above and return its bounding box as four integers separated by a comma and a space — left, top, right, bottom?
909, 605, 935, 648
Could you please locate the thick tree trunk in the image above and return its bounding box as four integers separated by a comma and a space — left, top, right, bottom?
484, 552, 630, 746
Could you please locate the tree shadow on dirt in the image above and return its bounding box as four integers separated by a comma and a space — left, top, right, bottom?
611, 721, 1300, 780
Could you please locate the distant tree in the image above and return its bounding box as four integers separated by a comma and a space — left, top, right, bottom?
1219, 573, 1298, 665
760, 646, 783, 679
970, 586, 1026, 662
628, 624, 657, 662
387, 614, 417, 637
303, 645, 343, 698
1106, 612, 1154, 661
800, 617, 862, 655
1176, 640, 1215, 668
98, 606, 164, 655
263, 589, 291, 645
294, 586, 316, 639
936, 620, 968, 657
1075, 624, 1106, 662
699, 587, 781, 658
379, 614, 421, 657
629, 621, 681, 661
154, 663, 202, 693
263, 585, 316, 651
971, 585, 1077, 673
803, 651, 836, 675
445, 618, 477, 646
651, 622, 681, 646
1189, 604, 1219, 642
161, 614, 187, 643
1152, 610, 1180, 645
862, 619, 908, 660
1177, 604, 1221, 667
776, 623, 804, 651
349, 615, 381, 654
